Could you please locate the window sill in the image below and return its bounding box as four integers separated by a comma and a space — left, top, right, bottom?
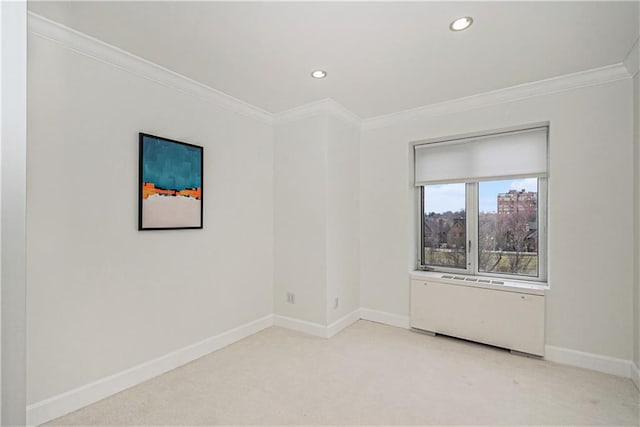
410, 270, 548, 296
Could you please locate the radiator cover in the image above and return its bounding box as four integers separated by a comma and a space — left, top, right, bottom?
410, 278, 545, 356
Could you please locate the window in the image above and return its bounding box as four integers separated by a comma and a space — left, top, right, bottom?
415, 127, 547, 281
421, 183, 467, 269
478, 179, 539, 277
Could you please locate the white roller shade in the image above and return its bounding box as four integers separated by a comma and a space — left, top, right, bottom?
414, 127, 548, 185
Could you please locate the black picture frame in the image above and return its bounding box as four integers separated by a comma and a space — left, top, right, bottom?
138, 133, 203, 230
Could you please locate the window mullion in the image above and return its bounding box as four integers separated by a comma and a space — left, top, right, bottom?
466, 182, 478, 275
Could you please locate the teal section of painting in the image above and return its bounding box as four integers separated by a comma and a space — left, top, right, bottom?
142, 136, 201, 190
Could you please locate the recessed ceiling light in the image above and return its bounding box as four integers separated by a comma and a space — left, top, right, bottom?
311, 70, 327, 79
450, 16, 473, 31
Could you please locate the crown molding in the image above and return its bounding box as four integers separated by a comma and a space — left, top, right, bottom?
274, 98, 362, 127
27, 12, 274, 125
362, 63, 632, 131
27, 12, 633, 133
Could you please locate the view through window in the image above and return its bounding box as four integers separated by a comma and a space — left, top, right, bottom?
478, 179, 538, 277
421, 178, 543, 279
422, 183, 466, 269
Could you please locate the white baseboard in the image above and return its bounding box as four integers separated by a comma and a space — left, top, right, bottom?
358, 309, 636, 384
27, 310, 359, 426
360, 307, 410, 329
273, 314, 328, 337
327, 309, 361, 338
273, 309, 361, 339
25, 309, 638, 426
544, 345, 633, 379
631, 361, 640, 391
357, 310, 636, 382
26, 314, 274, 426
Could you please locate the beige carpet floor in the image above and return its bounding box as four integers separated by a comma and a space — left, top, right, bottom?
47, 320, 639, 426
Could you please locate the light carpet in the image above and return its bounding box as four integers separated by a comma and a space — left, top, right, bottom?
46, 320, 639, 425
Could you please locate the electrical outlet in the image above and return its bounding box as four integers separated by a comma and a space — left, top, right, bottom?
333, 297, 339, 309
286, 292, 295, 304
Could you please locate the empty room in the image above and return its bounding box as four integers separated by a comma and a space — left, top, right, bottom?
1, 1, 640, 425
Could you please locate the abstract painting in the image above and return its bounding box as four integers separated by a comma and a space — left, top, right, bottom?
139, 133, 203, 230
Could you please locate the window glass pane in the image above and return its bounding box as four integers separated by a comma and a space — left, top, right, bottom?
478, 179, 538, 277
422, 183, 466, 269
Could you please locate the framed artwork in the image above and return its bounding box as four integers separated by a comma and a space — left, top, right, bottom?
139, 133, 203, 230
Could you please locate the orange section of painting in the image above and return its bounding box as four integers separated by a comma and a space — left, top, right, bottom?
177, 187, 202, 199
143, 182, 201, 200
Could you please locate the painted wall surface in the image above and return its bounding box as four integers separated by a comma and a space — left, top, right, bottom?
326, 116, 360, 324
27, 34, 274, 404
635, 4, 640, 373
1, 1, 27, 424
274, 114, 360, 326
635, 72, 640, 368
361, 79, 635, 360
274, 116, 328, 325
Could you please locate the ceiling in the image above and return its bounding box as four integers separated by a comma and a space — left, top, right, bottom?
28, 1, 639, 119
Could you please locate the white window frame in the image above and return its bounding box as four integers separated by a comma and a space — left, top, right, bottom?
417, 176, 548, 283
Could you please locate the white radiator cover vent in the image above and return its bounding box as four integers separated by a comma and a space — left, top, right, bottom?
441, 274, 504, 285
410, 276, 545, 356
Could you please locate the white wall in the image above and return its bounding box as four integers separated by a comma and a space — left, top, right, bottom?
27, 32, 274, 404
626, 1, 639, 378
274, 112, 360, 326
361, 79, 635, 361
635, 2, 640, 375
1, 1, 27, 424
274, 116, 328, 324
635, 71, 640, 371
326, 116, 360, 324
